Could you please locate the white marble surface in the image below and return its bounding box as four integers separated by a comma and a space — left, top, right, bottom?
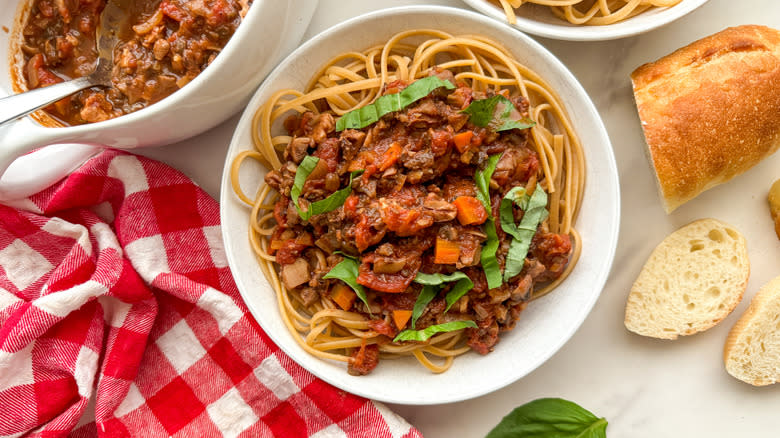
138, 0, 780, 436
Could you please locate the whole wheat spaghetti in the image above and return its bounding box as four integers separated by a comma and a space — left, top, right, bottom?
231, 30, 585, 374
496, 0, 682, 26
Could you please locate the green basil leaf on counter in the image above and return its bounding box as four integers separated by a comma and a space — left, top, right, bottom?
462, 95, 536, 132
502, 187, 549, 282
393, 320, 477, 343
410, 285, 438, 329
323, 253, 370, 312
486, 398, 608, 438
481, 218, 502, 290
291, 155, 362, 221
335, 76, 455, 131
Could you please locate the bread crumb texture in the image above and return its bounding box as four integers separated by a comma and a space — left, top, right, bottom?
724, 275, 780, 386
624, 218, 749, 340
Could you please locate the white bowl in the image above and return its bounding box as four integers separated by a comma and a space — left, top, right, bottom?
461, 0, 710, 41
0, 0, 318, 199
221, 5, 620, 404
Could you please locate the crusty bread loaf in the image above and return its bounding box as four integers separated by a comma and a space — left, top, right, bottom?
624, 219, 749, 339
724, 275, 780, 386
631, 25, 780, 213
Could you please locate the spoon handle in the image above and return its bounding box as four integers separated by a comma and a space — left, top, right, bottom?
0, 76, 97, 127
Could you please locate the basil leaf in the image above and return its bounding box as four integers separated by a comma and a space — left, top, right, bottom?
290, 155, 319, 218
474, 153, 501, 217
414, 271, 471, 286
414, 272, 474, 314
305, 170, 362, 220
462, 95, 536, 132
486, 398, 608, 438
322, 253, 370, 312
291, 155, 362, 221
502, 187, 549, 281
444, 278, 473, 313
393, 320, 478, 343
410, 285, 437, 329
481, 219, 502, 289
499, 186, 527, 240
336, 76, 455, 131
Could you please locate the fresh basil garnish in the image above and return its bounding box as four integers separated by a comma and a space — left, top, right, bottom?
322, 253, 371, 312
474, 153, 501, 217
481, 219, 502, 289
335, 76, 455, 131
501, 187, 549, 281
462, 95, 536, 132
414, 271, 474, 314
474, 153, 503, 290
410, 285, 437, 329
414, 271, 471, 286
393, 320, 478, 342
486, 398, 608, 438
290, 155, 362, 221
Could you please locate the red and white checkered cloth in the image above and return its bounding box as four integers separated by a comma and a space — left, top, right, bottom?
0, 150, 422, 437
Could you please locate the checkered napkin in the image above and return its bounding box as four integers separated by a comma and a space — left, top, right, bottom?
0, 150, 422, 437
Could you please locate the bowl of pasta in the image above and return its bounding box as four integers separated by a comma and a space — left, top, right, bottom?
462, 0, 711, 41
221, 5, 620, 404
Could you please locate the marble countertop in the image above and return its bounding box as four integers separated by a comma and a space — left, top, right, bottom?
140, 0, 780, 436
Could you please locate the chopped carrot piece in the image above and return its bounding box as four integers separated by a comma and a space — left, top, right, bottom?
392, 310, 413, 329
379, 142, 402, 171
434, 237, 460, 264
453, 196, 488, 225
331, 283, 356, 311
453, 131, 474, 153
269, 239, 285, 251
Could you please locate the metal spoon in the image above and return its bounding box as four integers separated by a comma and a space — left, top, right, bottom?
0, 0, 126, 127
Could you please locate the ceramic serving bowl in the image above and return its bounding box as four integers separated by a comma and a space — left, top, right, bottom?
0, 0, 318, 199
461, 0, 710, 41
221, 5, 620, 404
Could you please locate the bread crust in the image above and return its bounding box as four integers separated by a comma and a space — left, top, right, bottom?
631, 25, 780, 213
724, 275, 780, 386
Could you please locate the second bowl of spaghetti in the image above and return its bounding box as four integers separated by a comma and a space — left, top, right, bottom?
221, 5, 619, 404
462, 0, 711, 41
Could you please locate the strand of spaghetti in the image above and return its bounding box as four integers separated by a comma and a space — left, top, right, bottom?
422, 343, 472, 357
454, 72, 516, 87
411, 350, 454, 373
381, 29, 457, 82
310, 309, 370, 326
313, 338, 375, 351
253, 90, 300, 169
498, 0, 519, 24
270, 77, 382, 121
230, 150, 266, 205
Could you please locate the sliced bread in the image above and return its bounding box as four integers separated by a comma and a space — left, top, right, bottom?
624, 218, 749, 339
724, 275, 780, 386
